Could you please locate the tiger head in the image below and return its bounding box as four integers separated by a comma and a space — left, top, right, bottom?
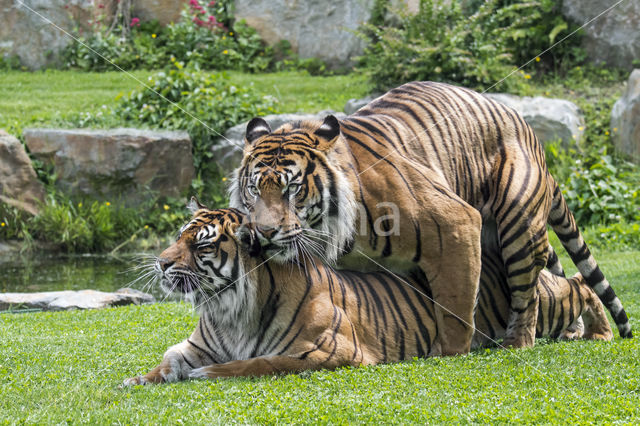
229, 115, 357, 263
155, 201, 260, 313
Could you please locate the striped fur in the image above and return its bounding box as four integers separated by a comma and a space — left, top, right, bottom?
230, 81, 631, 355
122, 209, 612, 385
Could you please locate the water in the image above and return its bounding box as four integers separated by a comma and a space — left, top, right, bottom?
0, 254, 163, 298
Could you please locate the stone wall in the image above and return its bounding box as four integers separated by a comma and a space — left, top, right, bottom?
0, 0, 93, 69
562, 0, 640, 70
233, 0, 375, 69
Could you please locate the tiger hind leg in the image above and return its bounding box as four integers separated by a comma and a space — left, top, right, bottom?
490, 160, 550, 349
545, 245, 586, 340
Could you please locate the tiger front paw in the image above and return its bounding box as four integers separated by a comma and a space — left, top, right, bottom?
121, 376, 148, 387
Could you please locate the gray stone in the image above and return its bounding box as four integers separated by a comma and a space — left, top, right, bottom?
485, 94, 585, 146
0, 287, 155, 311
611, 69, 640, 163
0, 0, 94, 70
562, 0, 640, 70
133, 0, 188, 25
0, 130, 46, 215
234, 0, 375, 69
344, 94, 381, 115
23, 128, 193, 203
213, 111, 346, 176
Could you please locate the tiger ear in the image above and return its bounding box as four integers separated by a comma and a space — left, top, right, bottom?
245, 117, 271, 146
187, 196, 207, 215
313, 115, 341, 151
235, 223, 262, 257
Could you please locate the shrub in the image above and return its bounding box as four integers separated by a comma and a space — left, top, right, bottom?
545, 91, 640, 228
28, 194, 142, 252
112, 62, 278, 176
64, 0, 274, 73
357, 0, 583, 92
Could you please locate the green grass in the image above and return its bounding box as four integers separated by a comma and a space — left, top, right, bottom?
0, 70, 369, 135
1, 250, 638, 423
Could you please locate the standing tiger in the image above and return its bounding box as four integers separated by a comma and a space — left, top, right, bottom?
230, 81, 631, 355
122, 207, 612, 385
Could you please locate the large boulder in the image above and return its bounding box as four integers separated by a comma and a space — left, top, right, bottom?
234, 0, 375, 69
0, 130, 46, 215
562, 0, 640, 70
485, 94, 585, 146
0, 0, 94, 70
23, 128, 193, 203
0, 288, 154, 311
212, 111, 346, 176
132, 0, 188, 25
611, 69, 640, 163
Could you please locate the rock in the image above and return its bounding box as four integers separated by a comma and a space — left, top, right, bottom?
0, 130, 46, 215
23, 128, 193, 203
0, 288, 155, 311
485, 94, 585, 146
562, 0, 640, 70
234, 0, 375, 69
133, 0, 188, 25
213, 111, 346, 176
611, 69, 640, 163
0, 0, 94, 70
344, 94, 381, 115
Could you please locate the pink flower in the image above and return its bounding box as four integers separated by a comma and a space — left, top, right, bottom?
208, 1, 216, 6
130, 17, 140, 27
189, 0, 199, 6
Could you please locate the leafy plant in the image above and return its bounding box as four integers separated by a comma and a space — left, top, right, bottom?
112, 62, 278, 177
356, 0, 584, 92
63, 0, 274, 73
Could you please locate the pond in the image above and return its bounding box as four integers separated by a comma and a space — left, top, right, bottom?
0, 254, 165, 299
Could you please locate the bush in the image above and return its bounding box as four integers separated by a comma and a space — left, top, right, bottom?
64, 0, 274, 73
112, 62, 278, 175
545, 90, 640, 228
357, 0, 583, 92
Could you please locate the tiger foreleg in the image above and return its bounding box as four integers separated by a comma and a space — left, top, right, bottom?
122, 340, 207, 386
419, 197, 483, 356
189, 352, 355, 379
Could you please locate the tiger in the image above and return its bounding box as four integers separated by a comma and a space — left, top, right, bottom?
229, 81, 632, 355
122, 206, 612, 385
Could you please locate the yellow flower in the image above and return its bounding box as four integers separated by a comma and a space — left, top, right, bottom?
78, 202, 82, 208
229, 32, 233, 36
105, 202, 111, 206
605, 130, 610, 136
151, 33, 156, 38
535, 56, 541, 62
613, 127, 618, 132
223, 50, 228, 54
222, 36, 226, 40
163, 204, 170, 211
524, 74, 531, 79
144, 225, 149, 229
1, 222, 5, 227
545, 91, 550, 96
222, 177, 228, 182
578, 126, 584, 131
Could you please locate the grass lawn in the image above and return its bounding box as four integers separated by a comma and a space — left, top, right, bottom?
1, 249, 638, 423
0, 70, 369, 134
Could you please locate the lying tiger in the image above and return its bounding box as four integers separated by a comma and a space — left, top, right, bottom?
123, 206, 611, 385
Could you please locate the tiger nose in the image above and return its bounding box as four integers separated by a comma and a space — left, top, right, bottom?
157, 258, 174, 272
255, 225, 278, 240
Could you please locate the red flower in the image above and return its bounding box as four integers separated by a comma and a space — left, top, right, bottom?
208, 1, 216, 6
130, 17, 140, 27
98, 3, 104, 8
189, 0, 199, 6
